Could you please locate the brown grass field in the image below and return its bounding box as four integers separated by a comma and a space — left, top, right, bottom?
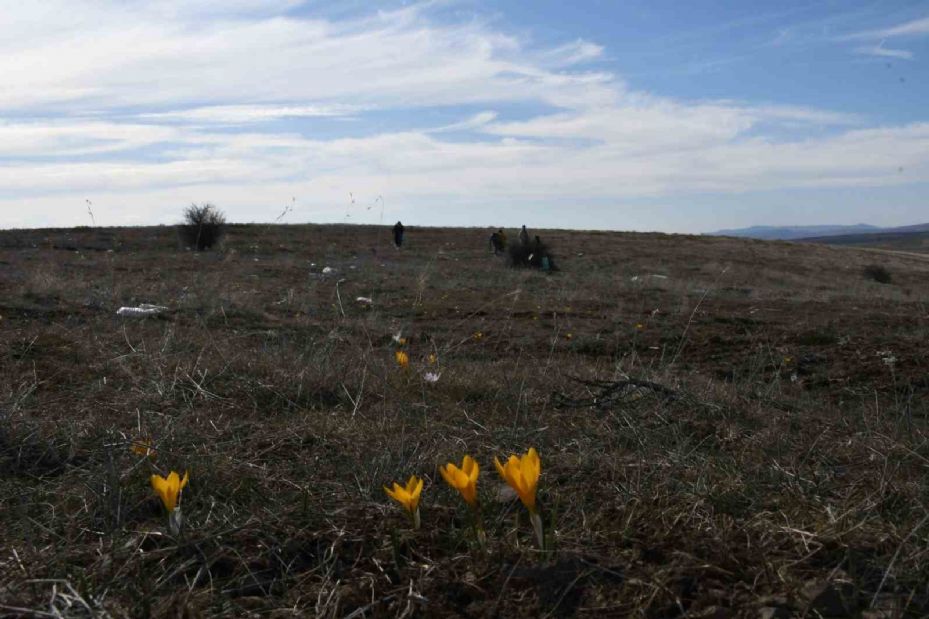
1, 223, 928, 618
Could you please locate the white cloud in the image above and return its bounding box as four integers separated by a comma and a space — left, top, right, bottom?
4, 119, 926, 208
0, 121, 183, 156
482, 101, 858, 148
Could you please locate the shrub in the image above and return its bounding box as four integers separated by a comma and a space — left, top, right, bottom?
179, 203, 226, 251
507, 236, 557, 271
863, 264, 892, 284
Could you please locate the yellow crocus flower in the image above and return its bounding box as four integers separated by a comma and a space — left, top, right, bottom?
151, 470, 189, 512
384, 475, 423, 528
495, 448, 544, 548
395, 350, 410, 369
440, 455, 480, 507
494, 448, 540, 512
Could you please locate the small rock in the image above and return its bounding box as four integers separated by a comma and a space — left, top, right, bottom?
495, 484, 517, 503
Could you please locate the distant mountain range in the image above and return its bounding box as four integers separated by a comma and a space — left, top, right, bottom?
709, 223, 929, 241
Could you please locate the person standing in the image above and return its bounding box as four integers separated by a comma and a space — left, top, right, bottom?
518, 225, 530, 246
490, 230, 502, 254
393, 221, 405, 248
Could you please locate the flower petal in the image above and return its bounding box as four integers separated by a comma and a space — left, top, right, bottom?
439, 464, 455, 487
466, 457, 479, 482
494, 457, 507, 481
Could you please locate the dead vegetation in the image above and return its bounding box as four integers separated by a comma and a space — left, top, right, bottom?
1, 224, 928, 617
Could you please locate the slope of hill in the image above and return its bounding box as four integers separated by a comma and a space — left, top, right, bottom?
798, 227, 929, 253
2, 224, 928, 616
708, 223, 879, 240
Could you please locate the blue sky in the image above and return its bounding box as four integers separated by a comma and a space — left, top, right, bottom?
1, 0, 927, 231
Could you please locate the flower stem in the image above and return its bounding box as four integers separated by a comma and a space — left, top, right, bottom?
471, 506, 487, 550
529, 509, 544, 551
168, 507, 184, 537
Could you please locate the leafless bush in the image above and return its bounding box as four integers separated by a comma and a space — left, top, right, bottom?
863, 264, 892, 284
179, 203, 226, 251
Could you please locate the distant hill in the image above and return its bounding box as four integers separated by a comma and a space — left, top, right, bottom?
708, 224, 880, 240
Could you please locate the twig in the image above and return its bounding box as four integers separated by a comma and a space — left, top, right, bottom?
552, 376, 680, 410
335, 279, 346, 318
670, 265, 729, 366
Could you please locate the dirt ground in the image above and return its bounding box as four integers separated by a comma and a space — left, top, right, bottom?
1, 223, 928, 617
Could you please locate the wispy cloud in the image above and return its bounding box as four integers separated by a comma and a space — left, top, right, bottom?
428, 111, 499, 133
854, 42, 914, 60
539, 39, 605, 67
839, 16, 929, 41
0, 1, 613, 115
137, 104, 365, 125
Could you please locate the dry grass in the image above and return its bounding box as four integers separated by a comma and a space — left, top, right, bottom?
1, 224, 928, 617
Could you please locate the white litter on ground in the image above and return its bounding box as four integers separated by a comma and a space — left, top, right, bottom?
322, 266, 335, 275
116, 304, 168, 317
423, 372, 441, 383
356, 296, 373, 305
631, 274, 669, 282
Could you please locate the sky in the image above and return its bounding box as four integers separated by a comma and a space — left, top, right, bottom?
1, 0, 928, 232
